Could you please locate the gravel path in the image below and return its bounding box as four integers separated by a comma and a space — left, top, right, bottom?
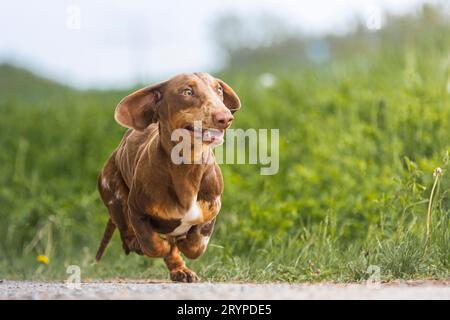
1, 280, 449, 300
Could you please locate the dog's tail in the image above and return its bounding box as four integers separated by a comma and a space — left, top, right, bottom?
95, 218, 116, 262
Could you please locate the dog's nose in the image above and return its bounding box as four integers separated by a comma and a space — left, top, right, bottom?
213, 110, 234, 128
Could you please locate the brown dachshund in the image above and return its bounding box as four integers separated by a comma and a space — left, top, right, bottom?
95, 73, 240, 282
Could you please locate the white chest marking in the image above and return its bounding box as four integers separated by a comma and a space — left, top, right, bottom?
169, 198, 202, 236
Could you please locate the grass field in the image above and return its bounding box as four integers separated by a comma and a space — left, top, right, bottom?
0, 7, 449, 283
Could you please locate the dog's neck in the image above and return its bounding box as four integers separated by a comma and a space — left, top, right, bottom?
155, 124, 213, 210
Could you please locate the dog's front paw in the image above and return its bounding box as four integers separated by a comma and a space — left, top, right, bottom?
170, 267, 199, 283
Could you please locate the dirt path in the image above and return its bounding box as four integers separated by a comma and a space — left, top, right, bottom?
1, 280, 448, 300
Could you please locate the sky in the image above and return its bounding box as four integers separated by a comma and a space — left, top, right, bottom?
0, 0, 445, 89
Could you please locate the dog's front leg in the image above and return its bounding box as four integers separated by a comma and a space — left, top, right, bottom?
164, 238, 199, 283
128, 210, 170, 258
176, 218, 216, 259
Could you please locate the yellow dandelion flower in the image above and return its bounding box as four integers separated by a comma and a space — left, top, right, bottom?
36, 255, 49, 264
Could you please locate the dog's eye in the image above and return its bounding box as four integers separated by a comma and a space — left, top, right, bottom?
183, 88, 193, 96
217, 86, 223, 95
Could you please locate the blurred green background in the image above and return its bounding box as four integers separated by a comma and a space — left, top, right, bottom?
0, 4, 449, 282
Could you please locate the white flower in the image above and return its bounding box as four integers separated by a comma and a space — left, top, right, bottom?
433, 167, 442, 177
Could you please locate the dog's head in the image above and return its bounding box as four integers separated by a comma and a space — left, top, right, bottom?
115, 72, 240, 146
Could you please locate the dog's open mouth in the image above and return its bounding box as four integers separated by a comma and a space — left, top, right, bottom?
184, 125, 224, 144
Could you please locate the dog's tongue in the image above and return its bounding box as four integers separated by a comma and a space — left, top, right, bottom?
203, 129, 224, 142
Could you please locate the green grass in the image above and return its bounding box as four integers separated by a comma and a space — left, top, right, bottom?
0, 8, 449, 283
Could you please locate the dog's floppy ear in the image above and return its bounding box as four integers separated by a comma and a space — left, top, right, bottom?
217, 79, 241, 114
114, 81, 167, 131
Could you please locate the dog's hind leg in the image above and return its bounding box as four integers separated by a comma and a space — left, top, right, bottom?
97, 155, 142, 257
